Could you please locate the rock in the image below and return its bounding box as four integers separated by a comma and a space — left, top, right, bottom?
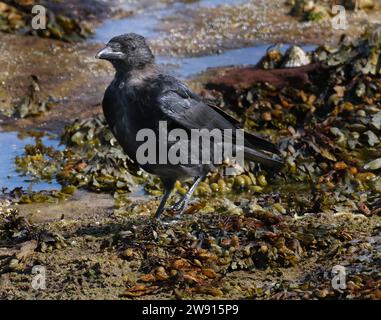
16, 240, 38, 260
8, 258, 20, 271
0, 247, 17, 258
0, 2, 9, 13
0, 240, 37, 261
202, 269, 217, 279
121, 248, 135, 260
205, 63, 321, 92
315, 288, 329, 298
282, 46, 311, 68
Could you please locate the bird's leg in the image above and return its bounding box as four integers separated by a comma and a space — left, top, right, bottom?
171, 175, 205, 215
154, 180, 175, 219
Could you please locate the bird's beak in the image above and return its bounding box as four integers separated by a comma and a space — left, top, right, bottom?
96, 46, 113, 59
96, 46, 124, 60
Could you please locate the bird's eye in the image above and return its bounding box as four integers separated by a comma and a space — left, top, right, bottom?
109, 43, 121, 51
130, 43, 137, 51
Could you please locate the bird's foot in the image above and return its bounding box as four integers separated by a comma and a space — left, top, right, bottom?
170, 198, 189, 215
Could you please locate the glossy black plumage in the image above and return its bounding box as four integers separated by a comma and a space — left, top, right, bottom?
97, 33, 283, 218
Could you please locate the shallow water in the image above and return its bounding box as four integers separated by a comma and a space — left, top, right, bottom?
91, 11, 160, 41
159, 44, 317, 78
92, 1, 315, 78
0, 132, 62, 192
91, 0, 247, 43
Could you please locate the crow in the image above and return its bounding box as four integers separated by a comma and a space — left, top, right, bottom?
96, 33, 283, 219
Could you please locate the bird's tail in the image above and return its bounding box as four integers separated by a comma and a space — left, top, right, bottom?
244, 147, 283, 170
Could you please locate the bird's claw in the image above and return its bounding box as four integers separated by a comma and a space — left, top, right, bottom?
170, 198, 188, 215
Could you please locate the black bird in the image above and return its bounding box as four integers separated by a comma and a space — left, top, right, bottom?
96, 33, 283, 218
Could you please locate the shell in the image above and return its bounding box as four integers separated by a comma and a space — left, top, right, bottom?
282, 46, 311, 68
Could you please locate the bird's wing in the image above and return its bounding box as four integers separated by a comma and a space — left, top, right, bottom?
159, 83, 235, 132
158, 79, 279, 154
207, 103, 279, 154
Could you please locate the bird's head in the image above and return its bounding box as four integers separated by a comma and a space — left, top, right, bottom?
96, 33, 155, 71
